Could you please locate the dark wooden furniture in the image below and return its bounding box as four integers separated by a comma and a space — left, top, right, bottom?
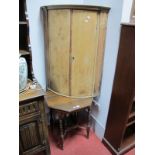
102, 24, 135, 155
19, 0, 33, 80
19, 1, 50, 154
45, 91, 92, 150
19, 82, 50, 155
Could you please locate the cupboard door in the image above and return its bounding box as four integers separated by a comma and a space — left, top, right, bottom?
94, 12, 108, 96
19, 117, 45, 153
47, 9, 70, 94
71, 10, 99, 97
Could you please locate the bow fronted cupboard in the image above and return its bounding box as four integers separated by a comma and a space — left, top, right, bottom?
41, 5, 110, 98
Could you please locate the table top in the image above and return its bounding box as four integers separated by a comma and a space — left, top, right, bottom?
45, 90, 93, 112
19, 81, 44, 102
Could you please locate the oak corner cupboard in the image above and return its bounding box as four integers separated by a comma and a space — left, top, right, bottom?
41, 5, 110, 98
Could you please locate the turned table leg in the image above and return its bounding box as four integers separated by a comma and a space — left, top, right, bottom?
59, 119, 64, 150
45, 146, 50, 155
87, 107, 91, 138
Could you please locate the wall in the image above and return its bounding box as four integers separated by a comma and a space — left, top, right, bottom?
26, 0, 132, 140
26, 0, 83, 90
121, 0, 133, 23
83, 0, 124, 139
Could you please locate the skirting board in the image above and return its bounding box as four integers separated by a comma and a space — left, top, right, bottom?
102, 137, 135, 155
90, 114, 105, 140
90, 115, 135, 154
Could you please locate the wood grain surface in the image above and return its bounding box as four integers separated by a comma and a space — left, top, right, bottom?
45, 90, 92, 112
48, 9, 70, 94
71, 10, 98, 96
42, 6, 110, 98
94, 12, 108, 95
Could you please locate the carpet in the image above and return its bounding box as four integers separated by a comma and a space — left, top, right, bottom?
47, 128, 135, 155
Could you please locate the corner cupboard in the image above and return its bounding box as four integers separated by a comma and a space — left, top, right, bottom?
42, 5, 110, 98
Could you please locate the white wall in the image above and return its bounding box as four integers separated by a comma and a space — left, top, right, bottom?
83, 0, 124, 139
83, 0, 133, 140
26, 0, 132, 140
121, 0, 133, 23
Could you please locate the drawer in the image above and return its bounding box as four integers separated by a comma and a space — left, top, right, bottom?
19, 101, 40, 117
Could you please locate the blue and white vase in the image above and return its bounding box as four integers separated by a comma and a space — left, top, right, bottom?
19, 55, 28, 93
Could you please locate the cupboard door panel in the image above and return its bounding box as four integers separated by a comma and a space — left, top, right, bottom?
48, 9, 70, 94
19, 120, 42, 151
94, 12, 108, 95
71, 10, 99, 97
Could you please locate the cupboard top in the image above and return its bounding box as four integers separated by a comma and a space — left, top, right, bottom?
41, 4, 110, 12
19, 82, 44, 102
